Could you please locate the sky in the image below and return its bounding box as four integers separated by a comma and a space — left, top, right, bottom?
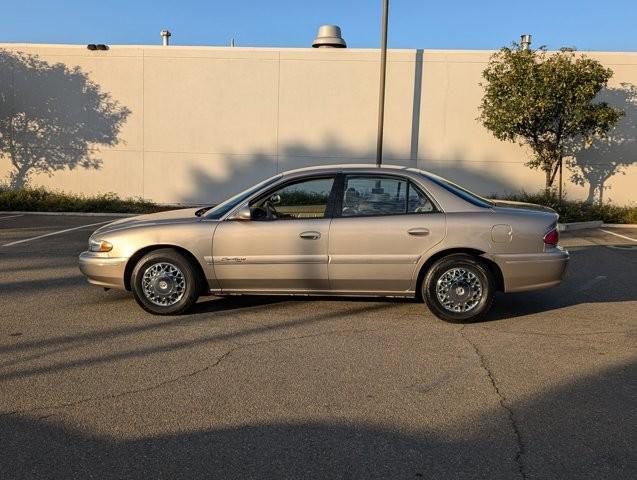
1, 0, 635, 51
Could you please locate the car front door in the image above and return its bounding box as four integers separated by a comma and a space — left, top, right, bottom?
212, 175, 336, 293
328, 174, 446, 294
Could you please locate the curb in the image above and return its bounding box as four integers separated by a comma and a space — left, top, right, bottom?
0, 211, 137, 218
558, 221, 603, 232
601, 223, 637, 229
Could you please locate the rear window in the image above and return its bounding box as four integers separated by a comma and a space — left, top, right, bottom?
421, 172, 495, 208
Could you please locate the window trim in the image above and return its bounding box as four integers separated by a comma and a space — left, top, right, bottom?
421, 172, 495, 208
334, 173, 440, 219
245, 174, 338, 221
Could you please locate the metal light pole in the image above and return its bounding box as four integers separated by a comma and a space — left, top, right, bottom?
375, 0, 389, 167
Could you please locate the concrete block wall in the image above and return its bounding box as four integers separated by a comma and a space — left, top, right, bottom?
0, 44, 635, 205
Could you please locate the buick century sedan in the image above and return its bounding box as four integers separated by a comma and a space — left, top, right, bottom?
79, 165, 569, 321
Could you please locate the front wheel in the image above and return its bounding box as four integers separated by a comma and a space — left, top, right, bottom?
422, 254, 495, 322
131, 249, 200, 315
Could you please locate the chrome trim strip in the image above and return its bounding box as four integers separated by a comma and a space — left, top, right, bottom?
210, 289, 415, 297
213, 255, 327, 265
329, 254, 420, 265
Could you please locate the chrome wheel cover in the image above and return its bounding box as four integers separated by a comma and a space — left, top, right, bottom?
435, 267, 483, 313
141, 262, 186, 307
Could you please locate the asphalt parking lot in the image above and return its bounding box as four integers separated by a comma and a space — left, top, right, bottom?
0, 213, 635, 480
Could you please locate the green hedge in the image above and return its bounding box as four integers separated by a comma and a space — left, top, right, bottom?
1, 186, 635, 223
0, 187, 165, 214
492, 191, 637, 224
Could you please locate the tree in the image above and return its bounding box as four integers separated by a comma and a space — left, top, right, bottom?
478, 44, 624, 196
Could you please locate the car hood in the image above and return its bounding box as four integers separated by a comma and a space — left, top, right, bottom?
491, 199, 557, 214
92, 208, 203, 236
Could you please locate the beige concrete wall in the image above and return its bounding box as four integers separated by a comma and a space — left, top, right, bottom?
0, 44, 635, 205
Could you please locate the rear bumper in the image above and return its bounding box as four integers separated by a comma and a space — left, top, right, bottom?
78, 251, 127, 289
491, 247, 569, 293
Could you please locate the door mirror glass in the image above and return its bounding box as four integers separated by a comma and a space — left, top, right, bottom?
230, 205, 252, 221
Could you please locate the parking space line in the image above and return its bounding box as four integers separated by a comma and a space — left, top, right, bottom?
0, 214, 24, 221
599, 228, 637, 243
1, 221, 111, 247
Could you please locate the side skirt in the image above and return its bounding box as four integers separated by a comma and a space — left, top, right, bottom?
209, 289, 416, 299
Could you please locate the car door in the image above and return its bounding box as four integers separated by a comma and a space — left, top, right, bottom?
328, 174, 446, 294
212, 175, 336, 293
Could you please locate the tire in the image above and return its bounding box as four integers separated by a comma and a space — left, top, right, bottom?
131, 248, 200, 315
422, 254, 495, 323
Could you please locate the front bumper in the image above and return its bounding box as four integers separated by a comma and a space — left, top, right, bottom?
78, 251, 128, 290
491, 247, 570, 293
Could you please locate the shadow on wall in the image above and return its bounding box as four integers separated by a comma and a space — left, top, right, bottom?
568, 83, 637, 204
0, 360, 634, 479
182, 138, 515, 205
0, 50, 130, 188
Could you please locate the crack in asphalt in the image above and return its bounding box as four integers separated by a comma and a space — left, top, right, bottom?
0, 345, 239, 420
458, 325, 528, 480
0, 326, 390, 418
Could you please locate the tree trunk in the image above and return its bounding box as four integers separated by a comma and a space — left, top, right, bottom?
558, 158, 563, 201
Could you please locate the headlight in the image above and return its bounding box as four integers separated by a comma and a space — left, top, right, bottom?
89, 238, 113, 252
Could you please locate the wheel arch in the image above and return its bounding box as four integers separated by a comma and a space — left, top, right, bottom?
124, 244, 208, 294
415, 248, 504, 299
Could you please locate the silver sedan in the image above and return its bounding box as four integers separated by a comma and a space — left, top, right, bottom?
79, 165, 569, 321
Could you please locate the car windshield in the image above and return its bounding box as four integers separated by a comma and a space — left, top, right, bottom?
203, 174, 282, 219
418, 171, 495, 208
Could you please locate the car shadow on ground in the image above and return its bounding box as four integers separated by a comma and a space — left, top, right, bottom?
1, 359, 634, 480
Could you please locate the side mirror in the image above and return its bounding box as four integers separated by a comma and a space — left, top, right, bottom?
230, 205, 252, 221
269, 194, 281, 205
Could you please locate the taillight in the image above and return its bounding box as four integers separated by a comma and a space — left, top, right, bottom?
543, 228, 559, 246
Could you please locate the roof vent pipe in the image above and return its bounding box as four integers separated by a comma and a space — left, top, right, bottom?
312, 25, 347, 48
520, 34, 532, 50
161, 30, 171, 46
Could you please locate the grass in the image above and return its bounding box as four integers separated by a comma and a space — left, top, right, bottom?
0, 186, 170, 214
1, 186, 635, 223
493, 191, 637, 224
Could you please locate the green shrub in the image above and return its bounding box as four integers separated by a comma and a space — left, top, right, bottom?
492, 191, 637, 224
1, 185, 635, 223
0, 186, 167, 214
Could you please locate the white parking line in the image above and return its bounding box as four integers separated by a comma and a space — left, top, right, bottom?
2, 221, 111, 247
599, 228, 637, 243
0, 214, 24, 221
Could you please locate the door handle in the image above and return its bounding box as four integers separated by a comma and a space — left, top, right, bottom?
299, 231, 321, 240
407, 227, 430, 236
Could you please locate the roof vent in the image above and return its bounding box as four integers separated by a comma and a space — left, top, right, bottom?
161, 30, 171, 46
312, 25, 346, 48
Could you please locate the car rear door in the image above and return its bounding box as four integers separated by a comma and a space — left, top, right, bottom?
212, 175, 336, 293
328, 174, 446, 294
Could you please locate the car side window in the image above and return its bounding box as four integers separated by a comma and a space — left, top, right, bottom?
341, 176, 407, 217
341, 176, 436, 217
408, 182, 436, 213
250, 177, 334, 220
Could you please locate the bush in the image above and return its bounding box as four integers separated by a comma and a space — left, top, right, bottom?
492, 191, 637, 224
1, 186, 635, 223
0, 186, 167, 214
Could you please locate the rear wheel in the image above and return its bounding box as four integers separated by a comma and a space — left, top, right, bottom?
131, 249, 200, 315
422, 254, 495, 322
